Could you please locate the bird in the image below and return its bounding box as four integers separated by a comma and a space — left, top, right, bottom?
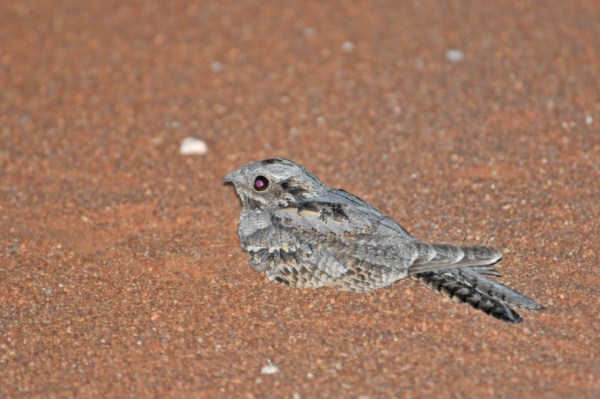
224, 158, 543, 323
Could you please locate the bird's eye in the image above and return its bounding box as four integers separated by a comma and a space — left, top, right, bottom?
253, 176, 270, 192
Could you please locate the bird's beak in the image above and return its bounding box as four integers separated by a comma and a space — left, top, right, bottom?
223, 170, 236, 184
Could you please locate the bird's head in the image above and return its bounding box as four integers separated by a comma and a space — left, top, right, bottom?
224, 158, 325, 210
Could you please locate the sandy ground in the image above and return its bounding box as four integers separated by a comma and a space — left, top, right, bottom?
1, 1, 599, 397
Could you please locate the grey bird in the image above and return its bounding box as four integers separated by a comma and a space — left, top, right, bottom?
224, 158, 543, 323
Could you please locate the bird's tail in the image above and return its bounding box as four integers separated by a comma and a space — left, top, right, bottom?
411, 268, 544, 323
408, 242, 503, 274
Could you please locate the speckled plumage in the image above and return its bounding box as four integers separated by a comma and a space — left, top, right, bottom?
224, 158, 543, 323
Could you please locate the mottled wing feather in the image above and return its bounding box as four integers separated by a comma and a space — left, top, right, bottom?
327, 189, 415, 240
241, 198, 416, 291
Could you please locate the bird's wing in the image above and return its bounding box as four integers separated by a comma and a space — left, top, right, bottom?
326, 189, 416, 240
264, 197, 417, 287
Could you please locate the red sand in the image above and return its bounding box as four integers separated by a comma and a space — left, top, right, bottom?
1, 1, 598, 397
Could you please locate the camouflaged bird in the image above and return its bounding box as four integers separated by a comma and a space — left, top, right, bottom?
224, 158, 543, 323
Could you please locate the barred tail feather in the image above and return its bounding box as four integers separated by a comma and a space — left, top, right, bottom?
458, 268, 544, 310
411, 271, 525, 323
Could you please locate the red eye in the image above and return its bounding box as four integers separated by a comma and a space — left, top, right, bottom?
253, 176, 269, 191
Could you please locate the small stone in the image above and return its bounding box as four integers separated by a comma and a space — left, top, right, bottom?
261, 364, 280, 374
341, 41, 355, 53
303, 27, 316, 38
210, 61, 223, 73
180, 137, 208, 155
585, 115, 593, 125
446, 48, 464, 63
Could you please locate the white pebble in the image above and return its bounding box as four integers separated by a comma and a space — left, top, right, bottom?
446, 48, 464, 63
341, 41, 355, 53
210, 61, 223, 73
261, 364, 280, 374
303, 27, 316, 38
585, 115, 593, 125
179, 137, 208, 155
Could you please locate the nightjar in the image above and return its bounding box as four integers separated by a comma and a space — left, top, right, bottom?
224, 158, 543, 323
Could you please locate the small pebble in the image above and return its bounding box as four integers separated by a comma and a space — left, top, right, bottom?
303, 27, 316, 38
180, 137, 208, 155
341, 41, 355, 53
210, 61, 223, 73
585, 115, 593, 125
261, 364, 280, 374
446, 48, 464, 63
